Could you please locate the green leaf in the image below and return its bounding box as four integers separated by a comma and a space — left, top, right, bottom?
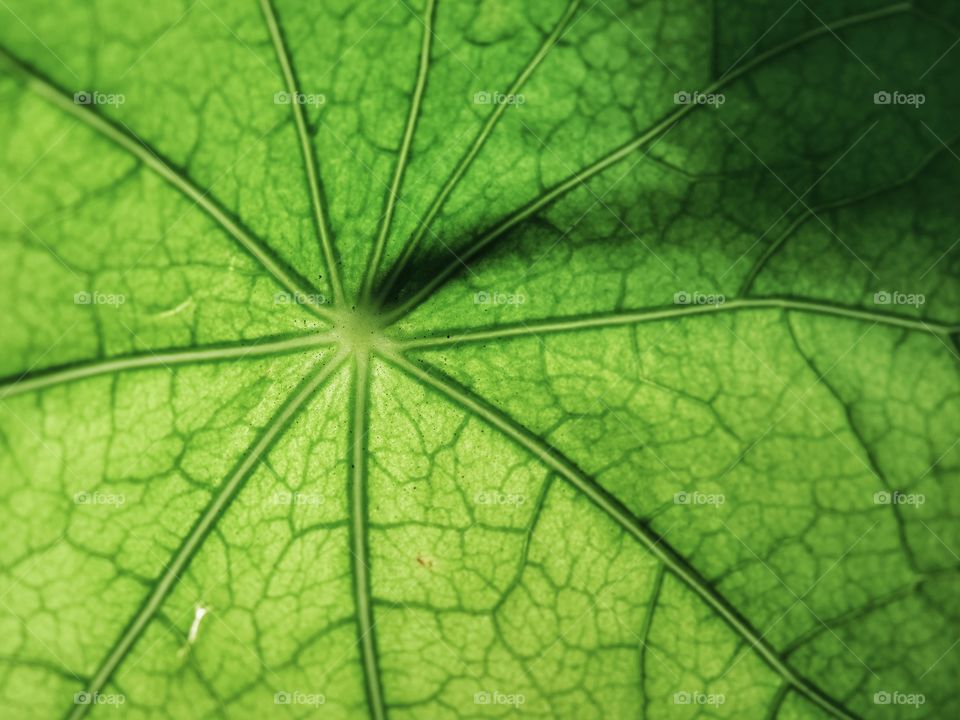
0, 1, 958, 719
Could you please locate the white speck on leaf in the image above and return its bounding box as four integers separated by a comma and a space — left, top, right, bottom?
188, 605, 209, 645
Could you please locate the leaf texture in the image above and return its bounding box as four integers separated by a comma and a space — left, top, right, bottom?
0, 1, 958, 719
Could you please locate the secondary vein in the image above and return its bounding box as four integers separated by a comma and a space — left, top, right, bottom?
0, 333, 336, 400
65, 351, 349, 720
397, 298, 960, 349
349, 351, 387, 720
361, 0, 437, 302
739, 137, 960, 296
0, 46, 335, 322
259, 0, 345, 306
385, 351, 859, 720
378, 0, 583, 301
384, 2, 913, 323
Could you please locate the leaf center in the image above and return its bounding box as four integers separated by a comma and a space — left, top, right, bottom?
331, 307, 391, 355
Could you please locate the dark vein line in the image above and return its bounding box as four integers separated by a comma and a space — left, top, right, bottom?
384, 351, 859, 720
349, 351, 386, 720
493, 474, 554, 612
361, 0, 437, 302
709, 0, 720, 80
764, 684, 790, 720
638, 563, 664, 720
259, 0, 345, 306
784, 318, 922, 573
740, 137, 960, 296
384, 2, 912, 323
397, 297, 960, 349
378, 0, 583, 301
0, 655, 84, 683
0, 46, 335, 322
782, 583, 917, 658
64, 351, 349, 720
0, 333, 336, 400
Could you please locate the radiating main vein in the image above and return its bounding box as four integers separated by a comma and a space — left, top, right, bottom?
397, 298, 960, 349
65, 351, 349, 720
259, 0, 345, 306
386, 352, 858, 720
0, 334, 335, 400
0, 47, 335, 322
379, 0, 583, 301
348, 352, 386, 720
384, 2, 912, 323
360, 0, 437, 302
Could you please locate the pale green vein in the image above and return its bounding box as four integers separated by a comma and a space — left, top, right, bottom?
349, 351, 386, 720
0, 47, 335, 322
259, 0, 344, 306
361, 0, 437, 302
397, 297, 960, 349
384, 2, 912, 322
0, 333, 335, 400
65, 350, 349, 720
379, 0, 583, 300
385, 351, 858, 720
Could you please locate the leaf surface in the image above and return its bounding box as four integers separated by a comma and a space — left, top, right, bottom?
0, 1, 958, 719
